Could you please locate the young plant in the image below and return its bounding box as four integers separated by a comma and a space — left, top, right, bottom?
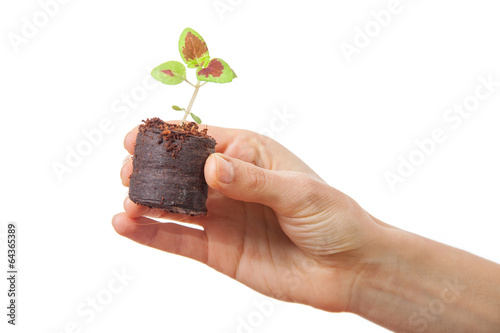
151, 27, 237, 124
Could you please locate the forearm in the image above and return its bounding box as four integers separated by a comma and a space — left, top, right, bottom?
348, 226, 500, 332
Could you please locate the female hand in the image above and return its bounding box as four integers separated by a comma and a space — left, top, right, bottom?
113, 124, 381, 312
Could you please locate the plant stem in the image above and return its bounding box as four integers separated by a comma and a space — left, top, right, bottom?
184, 78, 196, 88
182, 80, 201, 124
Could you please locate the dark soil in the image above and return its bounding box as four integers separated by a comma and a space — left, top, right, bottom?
129, 118, 216, 215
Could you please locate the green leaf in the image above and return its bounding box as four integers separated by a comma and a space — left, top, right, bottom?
179, 28, 210, 68
190, 113, 202, 124
196, 58, 237, 83
172, 105, 185, 111
151, 61, 186, 85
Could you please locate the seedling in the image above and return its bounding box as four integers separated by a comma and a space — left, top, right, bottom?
151, 27, 237, 124
129, 28, 236, 215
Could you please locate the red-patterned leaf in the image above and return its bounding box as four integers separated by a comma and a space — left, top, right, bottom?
179, 28, 210, 68
196, 58, 236, 83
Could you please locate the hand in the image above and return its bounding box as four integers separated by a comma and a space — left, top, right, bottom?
113, 124, 383, 312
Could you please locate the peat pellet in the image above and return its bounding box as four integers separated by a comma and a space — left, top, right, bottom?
129, 118, 216, 216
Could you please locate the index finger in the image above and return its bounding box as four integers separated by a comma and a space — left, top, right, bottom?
122, 121, 321, 179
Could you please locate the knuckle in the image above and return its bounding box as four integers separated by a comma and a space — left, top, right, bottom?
287, 174, 352, 216
234, 131, 269, 165
144, 226, 159, 248
295, 177, 324, 205
246, 165, 268, 194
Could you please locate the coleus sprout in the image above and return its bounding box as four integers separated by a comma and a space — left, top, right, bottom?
151, 28, 237, 124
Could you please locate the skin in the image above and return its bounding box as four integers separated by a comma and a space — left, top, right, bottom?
113, 124, 500, 332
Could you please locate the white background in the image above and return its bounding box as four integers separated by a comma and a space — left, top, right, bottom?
1, 0, 500, 332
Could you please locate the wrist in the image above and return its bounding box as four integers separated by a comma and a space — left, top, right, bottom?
345, 225, 458, 332
344, 223, 404, 313
346, 222, 500, 332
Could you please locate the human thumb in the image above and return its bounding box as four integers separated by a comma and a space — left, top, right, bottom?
204, 153, 298, 213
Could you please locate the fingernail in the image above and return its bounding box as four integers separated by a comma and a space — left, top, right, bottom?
122, 154, 132, 166
215, 154, 234, 184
